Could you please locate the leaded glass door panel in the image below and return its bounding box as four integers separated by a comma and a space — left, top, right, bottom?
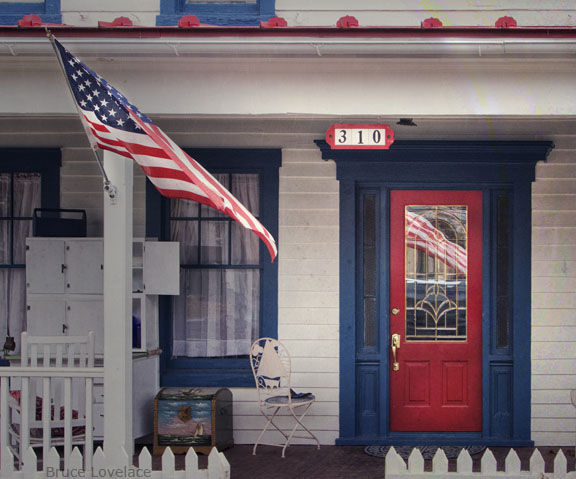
389, 190, 482, 432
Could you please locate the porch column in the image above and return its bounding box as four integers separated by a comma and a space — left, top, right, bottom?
103, 150, 133, 463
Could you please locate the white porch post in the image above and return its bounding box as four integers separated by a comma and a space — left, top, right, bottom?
103, 150, 133, 463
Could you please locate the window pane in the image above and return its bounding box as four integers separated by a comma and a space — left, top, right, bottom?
405, 205, 468, 341
13, 173, 41, 217
171, 198, 198, 218
0, 220, 9, 264
200, 221, 229, 264
201, 174, 228, 218
172, 269, 260, 357
13, 220, 32, 264
170, 219, 198, 264
0, 174, 9, 217
231, 174, 259, 216
231, 222, 259, 265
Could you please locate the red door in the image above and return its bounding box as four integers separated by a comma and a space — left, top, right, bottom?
390, 190, 482, 432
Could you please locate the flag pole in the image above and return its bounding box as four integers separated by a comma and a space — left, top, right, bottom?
45, 28, 117, 201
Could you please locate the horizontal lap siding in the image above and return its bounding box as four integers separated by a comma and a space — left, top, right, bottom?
276, 0, 576, 27
232, 149, 340, 445
532, 148, 576, 446
60, 147, 147, 238
61, 0, 159, 27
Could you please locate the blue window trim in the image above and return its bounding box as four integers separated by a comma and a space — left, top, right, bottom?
146, 148, 280, 387
0, 0, 61, 25
157, 0, 275, 26
315, 140, 552, 446
0, 149, 61, 268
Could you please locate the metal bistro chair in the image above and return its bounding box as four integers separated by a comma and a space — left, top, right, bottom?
249, 337, 320, 457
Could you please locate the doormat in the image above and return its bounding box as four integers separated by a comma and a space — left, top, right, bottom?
364, 445, 486, 460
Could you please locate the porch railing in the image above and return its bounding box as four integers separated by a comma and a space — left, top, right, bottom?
385, 446, 574, 479
0, 367, 231, 478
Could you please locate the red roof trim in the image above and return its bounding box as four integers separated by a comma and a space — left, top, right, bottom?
2, 25, 576, 39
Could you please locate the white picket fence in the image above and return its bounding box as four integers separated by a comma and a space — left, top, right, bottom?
0, 367, 230, 479
0, 444, 230, 479
385, 446, 575, 479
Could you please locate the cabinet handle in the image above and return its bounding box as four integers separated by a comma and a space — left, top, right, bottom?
61, 264, 67, 274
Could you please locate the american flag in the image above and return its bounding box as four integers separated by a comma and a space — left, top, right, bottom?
51, 36, 277, 261
405, 211, 467, 275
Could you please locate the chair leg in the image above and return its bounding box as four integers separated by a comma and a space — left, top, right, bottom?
282, 403, 320, 458
253, 406, 282, 456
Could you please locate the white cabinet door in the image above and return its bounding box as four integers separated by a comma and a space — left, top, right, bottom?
66, 299, 104, 355
26, 239, 66, 294
66, 240, 104, 294
143, 242, 180, 295
26, 299, 67, 336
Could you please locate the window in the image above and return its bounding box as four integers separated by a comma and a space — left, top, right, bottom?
0, 150, 60, 352
148, 149, 280, 387
156, 0, 275, 26
0, 0, 61, 25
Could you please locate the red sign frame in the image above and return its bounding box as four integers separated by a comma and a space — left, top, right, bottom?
326, 123, 395, 150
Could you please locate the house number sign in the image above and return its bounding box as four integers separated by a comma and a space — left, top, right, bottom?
326, 123, 395, 150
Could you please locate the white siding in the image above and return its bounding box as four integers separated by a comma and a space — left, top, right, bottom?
276, 0, 576, 27
60, 147, 147, 238
532, 148, 576, 446
232, 148, 340, 445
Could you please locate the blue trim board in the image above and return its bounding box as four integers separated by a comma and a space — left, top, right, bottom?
0, 0, 61, 25
147, 148, 281, 388
319, 140, 553, 446
157, 0, 275, 26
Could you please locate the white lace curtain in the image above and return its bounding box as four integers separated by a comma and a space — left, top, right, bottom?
0, 173, 41, 353
170, 174, 261, 358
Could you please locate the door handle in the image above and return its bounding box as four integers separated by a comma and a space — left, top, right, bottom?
391, 334, 401, 371
391, 307, 400, 315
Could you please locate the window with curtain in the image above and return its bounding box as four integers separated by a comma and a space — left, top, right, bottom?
0, 172, 41, 351
170, 173, 261, 358
0, 150, 60, 354
152, 148, 280, 387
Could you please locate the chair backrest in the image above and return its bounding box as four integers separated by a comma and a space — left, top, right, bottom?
250, 338, 291, 404
20, 332, 95, 369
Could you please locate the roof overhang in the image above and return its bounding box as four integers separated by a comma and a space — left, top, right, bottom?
2, 26, 576, 58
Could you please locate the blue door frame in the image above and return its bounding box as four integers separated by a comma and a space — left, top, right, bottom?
316, 140, 553, 446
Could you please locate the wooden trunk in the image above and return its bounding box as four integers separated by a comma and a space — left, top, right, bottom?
153, 387, 233, 455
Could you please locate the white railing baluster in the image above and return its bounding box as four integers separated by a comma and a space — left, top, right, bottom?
20, 376, 29, 466
85, 375, 94, 472
185, 446, 199, 473
42, 375, 51, 468
93, 445, 107, 477
22, 446, 37, 475
0, 376, 10, 471
64, 376, 72, 467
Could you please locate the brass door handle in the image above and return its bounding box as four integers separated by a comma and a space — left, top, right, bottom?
391, 333, 401, 371
392, 308, 400, 315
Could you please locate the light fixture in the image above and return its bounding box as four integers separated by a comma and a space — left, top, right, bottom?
396, 118, 417, 126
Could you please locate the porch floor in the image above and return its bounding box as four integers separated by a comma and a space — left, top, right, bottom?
142, 444, 576, 478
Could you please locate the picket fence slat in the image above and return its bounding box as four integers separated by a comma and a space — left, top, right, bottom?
385, 447, 576, 479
